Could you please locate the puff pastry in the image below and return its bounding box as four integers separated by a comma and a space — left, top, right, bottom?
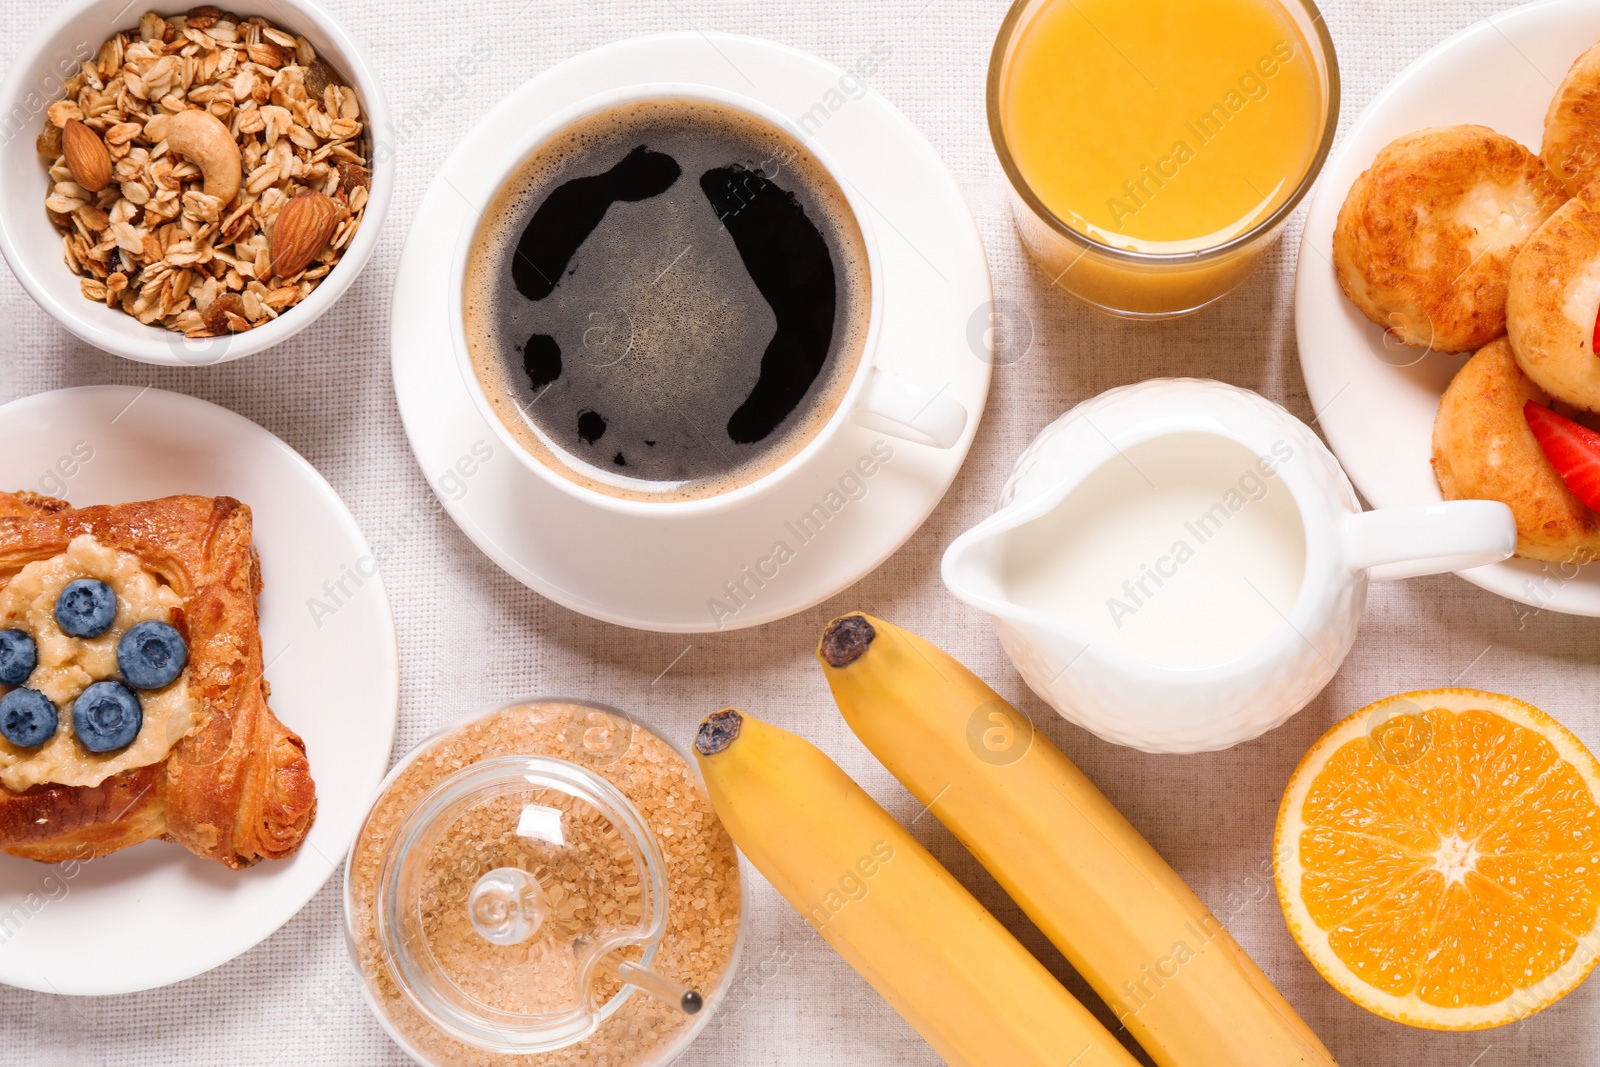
0, 492, 315, 868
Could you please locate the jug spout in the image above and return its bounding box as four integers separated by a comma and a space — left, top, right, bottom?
941, 519, 1021, 619
941, 516, 1087, 639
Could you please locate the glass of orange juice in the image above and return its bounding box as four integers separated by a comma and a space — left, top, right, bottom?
989, 0, 1339, 318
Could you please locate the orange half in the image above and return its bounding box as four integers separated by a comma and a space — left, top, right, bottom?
1275, 689, 1600, 1030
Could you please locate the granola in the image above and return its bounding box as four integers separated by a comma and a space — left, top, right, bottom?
37, 8, 371, 337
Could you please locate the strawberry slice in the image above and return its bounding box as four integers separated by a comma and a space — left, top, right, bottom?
1594, 303, 1600, 358
1524, 400, 1600, 511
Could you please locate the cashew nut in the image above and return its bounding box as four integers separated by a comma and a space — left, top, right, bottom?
164, 109, 242, 206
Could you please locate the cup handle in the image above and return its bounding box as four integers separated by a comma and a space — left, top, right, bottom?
1341, 501, 1517, 581
851, 367, 968, 448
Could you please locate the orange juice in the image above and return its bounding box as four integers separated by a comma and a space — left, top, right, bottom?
985, 0, 1337, 316
1002, 0, 1321, 250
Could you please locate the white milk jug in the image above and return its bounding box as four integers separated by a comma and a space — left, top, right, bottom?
942, 379, 1516, 753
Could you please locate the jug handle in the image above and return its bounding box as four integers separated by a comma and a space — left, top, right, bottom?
1341, 501, 1516, 581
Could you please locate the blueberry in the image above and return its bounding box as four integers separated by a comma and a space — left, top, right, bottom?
0, 629, 37, 687
55, 579, 117, 638
72, 681, 142, 752
117, 621, 187, 690
0, 688, 58, 749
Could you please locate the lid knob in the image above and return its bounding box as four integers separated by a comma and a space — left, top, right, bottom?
468, 866, 547, 946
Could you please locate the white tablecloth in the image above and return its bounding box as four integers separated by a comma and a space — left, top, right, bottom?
3, 1, 1596, 1064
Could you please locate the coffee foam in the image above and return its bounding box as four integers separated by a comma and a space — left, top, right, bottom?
464, 98, 872, 503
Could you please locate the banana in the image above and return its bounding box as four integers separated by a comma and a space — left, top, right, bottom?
692, 707, 1140, 1067
816, 614, 1338, 1067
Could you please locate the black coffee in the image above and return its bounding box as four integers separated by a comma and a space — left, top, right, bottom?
464, 99, 871, 501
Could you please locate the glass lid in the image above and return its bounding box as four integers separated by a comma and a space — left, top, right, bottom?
373, 754, 673, 1053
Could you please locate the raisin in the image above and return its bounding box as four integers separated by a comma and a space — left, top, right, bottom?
303, 58, 337, 101
36, 124, 62, 157
336, 162, 369, 196
202, 292, 248, 333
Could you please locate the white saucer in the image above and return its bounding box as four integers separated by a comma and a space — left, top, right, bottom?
1295, 0, 1600, 617
0, 386, 399, 995
391, 33, 992, 633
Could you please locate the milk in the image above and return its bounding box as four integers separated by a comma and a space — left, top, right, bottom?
999, 433, 1305, 669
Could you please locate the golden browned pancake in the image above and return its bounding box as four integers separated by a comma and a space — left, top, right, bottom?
1335, 126, 1568, 353
1543, 40, 1600, 196
1507, 178, 1600, 409
1432, 338, 1600, 563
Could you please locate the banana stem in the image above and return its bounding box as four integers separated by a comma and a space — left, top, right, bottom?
819, 615, 875, 667
695, 708, 743, 755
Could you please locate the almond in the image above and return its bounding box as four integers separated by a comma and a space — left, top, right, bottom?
268, 190, 341, 278
185, 5, 223, 28
61, 119, 112, 193
246, 42, 288, 68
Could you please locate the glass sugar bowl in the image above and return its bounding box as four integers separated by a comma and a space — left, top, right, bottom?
344, 699, 745, 1066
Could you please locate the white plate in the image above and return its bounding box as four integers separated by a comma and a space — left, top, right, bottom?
0, 386, 398, 995
391, 33, 992, 633
1295, 0, 1600, 617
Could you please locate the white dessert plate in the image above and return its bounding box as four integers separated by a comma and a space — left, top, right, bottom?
0, 386, 399, 995
391, 32, 992, 632
1295, 0, 1600, 617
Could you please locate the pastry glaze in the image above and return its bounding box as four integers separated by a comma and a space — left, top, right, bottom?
0, 492, 315, 868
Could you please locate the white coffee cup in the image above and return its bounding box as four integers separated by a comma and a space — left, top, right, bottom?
448, 83, 968, 517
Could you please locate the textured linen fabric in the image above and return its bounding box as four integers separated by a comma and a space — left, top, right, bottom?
1, 1, 1597, 1064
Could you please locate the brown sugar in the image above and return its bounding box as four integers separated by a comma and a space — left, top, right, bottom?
415, 783, 646, 1016
347, 701, 743, 1066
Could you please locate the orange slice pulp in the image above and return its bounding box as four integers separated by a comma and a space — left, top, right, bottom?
1275, 689, 1600, 1030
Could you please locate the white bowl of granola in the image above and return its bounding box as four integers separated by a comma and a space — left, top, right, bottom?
0, 0, 392, 365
